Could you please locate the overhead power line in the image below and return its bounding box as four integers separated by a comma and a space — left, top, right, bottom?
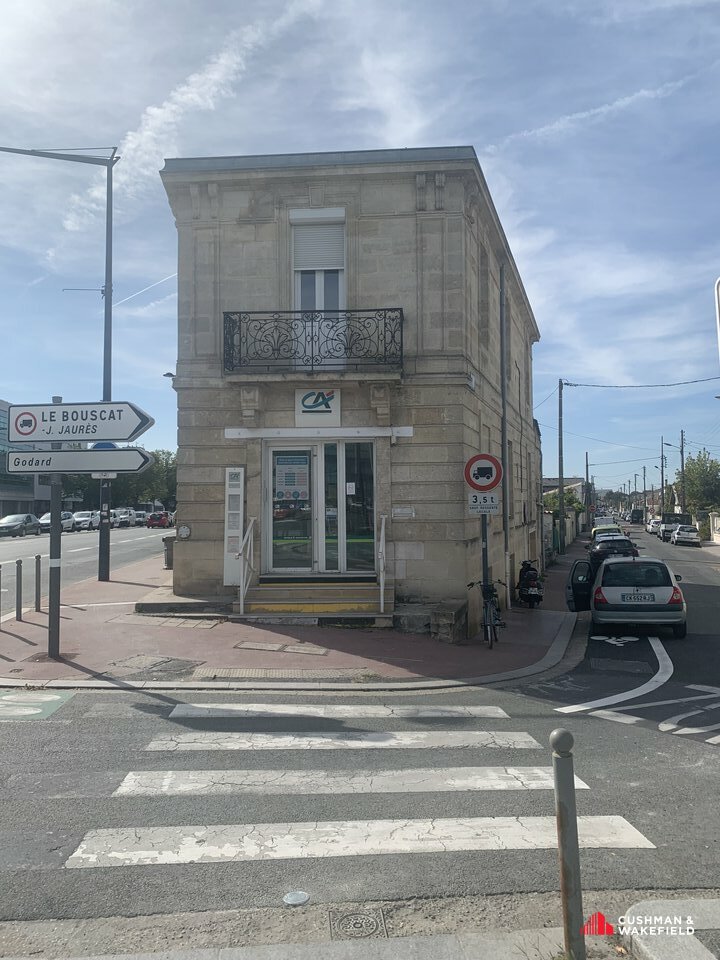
533, 384, 559, 410
564, 376, 720, 389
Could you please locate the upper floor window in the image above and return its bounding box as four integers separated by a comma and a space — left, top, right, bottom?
290, 209, 345, 313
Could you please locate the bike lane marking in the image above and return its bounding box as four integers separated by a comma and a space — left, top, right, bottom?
555, 637, 673, 714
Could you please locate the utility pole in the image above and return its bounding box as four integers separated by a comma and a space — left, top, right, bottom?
558, 378, 565, 554
680, 429, 686, 513
660, 436, 665, 515
643, 466, 647, 516
585, 451, 590, 530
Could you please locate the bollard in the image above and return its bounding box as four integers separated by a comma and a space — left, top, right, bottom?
15, 558, 23, 621
550, 728, 587, 960
35, 554, 41, 612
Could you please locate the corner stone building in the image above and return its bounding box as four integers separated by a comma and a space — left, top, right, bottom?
161, 146, 541, 632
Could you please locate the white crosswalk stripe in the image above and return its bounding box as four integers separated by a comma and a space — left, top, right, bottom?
65, 815, 653, 868
169, 704, 510, 719
61, 700, 655, 873
145, 730, 541, 751
115, 766, 590, 796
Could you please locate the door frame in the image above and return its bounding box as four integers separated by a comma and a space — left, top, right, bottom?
262, 440, 375, 575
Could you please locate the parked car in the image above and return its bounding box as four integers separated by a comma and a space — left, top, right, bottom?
73, 510, 101, 531
115, 508, 136, 528
587, 536, 639, 573
134, 510, 147, 526
670, 524, 701, 547
146, 511, 170, 528
646, 517, 660, 534
39, 511, 77, 533
0, 514, 41, 537
658, 521, 679, 543
566, 556, 686, 638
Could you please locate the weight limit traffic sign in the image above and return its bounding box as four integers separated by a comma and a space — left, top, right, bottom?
464, 454, 503, 492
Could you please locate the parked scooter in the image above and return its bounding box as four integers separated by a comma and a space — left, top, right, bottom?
516, 559, 544, 608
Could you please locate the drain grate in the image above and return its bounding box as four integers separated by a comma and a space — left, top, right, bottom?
329, 908, 387, 940
590, 658, 653, 675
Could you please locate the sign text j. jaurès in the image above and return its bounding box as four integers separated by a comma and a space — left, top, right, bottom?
9, 402, 154, 443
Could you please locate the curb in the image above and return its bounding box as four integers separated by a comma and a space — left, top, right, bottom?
623, 899, 720, 960
0, 613, 576, 693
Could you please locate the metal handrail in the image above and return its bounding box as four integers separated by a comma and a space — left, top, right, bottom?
378, 513, 387, 614
236, 517, 256, 615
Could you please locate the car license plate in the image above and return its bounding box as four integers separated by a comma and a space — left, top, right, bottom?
621, 593, 655, 602
528, 588, 541, 595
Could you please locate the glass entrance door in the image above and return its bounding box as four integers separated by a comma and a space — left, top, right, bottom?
267, 442, 375, 574
271, 450, 313, 570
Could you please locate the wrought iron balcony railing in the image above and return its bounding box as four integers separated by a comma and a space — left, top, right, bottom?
223, 309, 403, 374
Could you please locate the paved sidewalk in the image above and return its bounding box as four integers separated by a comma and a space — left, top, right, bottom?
0, 548, 580, 690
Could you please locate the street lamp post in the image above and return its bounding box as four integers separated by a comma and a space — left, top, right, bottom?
0, 145, 119, 581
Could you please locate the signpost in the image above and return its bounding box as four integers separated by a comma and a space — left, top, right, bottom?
465, 454, 503, 589
6, 448, 154, 474
8, 402, 154, 443
9, 397, 154, 658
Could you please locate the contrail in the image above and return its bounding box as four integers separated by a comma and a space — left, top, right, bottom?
113, 273, 177, 307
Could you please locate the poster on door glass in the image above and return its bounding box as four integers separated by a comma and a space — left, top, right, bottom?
275, 455, 310, 500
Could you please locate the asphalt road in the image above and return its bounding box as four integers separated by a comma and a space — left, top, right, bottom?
0, 526, 167, 615
0, 525, 718, 941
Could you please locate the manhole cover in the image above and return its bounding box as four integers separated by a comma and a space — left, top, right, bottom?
329, 908, 387, 940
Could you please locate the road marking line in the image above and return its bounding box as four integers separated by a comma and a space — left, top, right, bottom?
170, 704, 511, 720
145, 731, 542, 752
587, 709, 640, 724
115, 766, 589, 796
706, 735, 720, 744
64, 815, 653, 867
658, 701, 720, 735
556, 637, 673, 714
68, 548, 92, 553
687, 685, 720, 694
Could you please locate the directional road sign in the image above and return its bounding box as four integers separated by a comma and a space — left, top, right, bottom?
8, 402, 154, 443
6, 448, 154, 475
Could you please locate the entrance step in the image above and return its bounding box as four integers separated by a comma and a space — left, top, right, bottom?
234, 579, 395, 616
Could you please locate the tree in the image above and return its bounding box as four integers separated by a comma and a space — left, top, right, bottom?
543, 488, 584, 516
677, 449, 720, 513
62, 449, 177, 510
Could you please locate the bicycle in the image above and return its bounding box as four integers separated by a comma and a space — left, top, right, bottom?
467, 579, 506, 649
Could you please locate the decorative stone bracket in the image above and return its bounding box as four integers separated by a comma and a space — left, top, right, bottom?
239, 386, 261, 425
370, 383, 391, 425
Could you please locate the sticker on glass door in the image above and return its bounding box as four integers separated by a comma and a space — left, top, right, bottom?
272, 451, 312, 569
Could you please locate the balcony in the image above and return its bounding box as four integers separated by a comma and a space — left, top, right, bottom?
223, 309, 403, 375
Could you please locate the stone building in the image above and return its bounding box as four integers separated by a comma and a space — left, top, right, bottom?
160, 146, 541, 630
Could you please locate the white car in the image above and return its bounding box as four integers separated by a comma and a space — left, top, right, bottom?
115, 508, 136, 528
134, 510, 147, 526
670, 524, 701, 547
39, 511, 76, 533
73, 510, 100, 531
646, 517, 659, 534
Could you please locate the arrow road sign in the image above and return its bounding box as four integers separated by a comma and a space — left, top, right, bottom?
8, 402, 154, 443
6, 448, 154, 475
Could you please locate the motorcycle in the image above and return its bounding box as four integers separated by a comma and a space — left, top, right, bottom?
517, 559, 544, 608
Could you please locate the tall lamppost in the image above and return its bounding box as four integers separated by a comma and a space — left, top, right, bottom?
0, 145, 119, 580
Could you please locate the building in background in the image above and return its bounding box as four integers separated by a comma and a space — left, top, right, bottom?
161, 146, 541, 630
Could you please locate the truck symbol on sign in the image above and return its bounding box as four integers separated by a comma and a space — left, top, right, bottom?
19, 419, 34, 429
472, 465, 493, 481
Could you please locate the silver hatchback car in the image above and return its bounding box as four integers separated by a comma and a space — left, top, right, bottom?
566, 555, 687, 638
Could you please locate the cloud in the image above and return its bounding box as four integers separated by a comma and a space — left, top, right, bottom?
485, 75, 693, 152
59, 0, 323, 235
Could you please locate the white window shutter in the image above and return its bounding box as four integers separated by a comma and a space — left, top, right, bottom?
293, 224, 345, 270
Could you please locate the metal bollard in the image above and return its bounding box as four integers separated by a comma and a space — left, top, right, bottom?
35, 554, 41, 612
550, 728, 587, 960
15, 558, 22, 621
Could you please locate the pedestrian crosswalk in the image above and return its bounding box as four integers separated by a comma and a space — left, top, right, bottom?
57, 700, 655, 880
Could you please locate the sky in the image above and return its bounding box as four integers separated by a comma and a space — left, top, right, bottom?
1, 0, 720, 495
